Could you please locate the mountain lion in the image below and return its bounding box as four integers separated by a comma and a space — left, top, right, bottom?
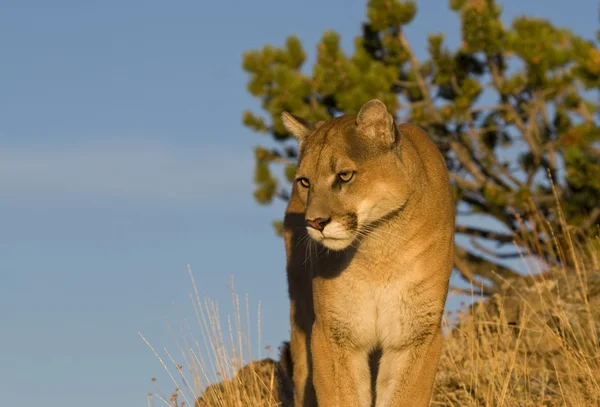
280, 99, 454, 407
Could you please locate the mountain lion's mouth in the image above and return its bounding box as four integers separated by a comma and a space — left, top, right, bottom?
307, 228, 355, 251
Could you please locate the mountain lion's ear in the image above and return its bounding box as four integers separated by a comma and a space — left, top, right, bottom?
281, 112, 312, 144
356, 99, 396, 145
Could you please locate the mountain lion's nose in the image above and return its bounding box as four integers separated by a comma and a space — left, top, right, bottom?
305, 217, 331, 232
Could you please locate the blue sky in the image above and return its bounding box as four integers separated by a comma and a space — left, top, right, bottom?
0, 1, 597, 406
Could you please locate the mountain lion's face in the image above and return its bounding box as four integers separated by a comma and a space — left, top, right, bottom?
283, 100, 410, 251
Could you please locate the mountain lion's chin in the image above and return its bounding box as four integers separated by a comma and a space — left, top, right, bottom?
320, 237, 354, 251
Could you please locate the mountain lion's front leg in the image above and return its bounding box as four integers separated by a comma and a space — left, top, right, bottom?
375, 327, 443, 407
289, 302, 317, 407
311, 320, 372, 407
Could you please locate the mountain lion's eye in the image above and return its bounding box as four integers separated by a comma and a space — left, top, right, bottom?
338, 171, 354, 183
297, 178, 310, 188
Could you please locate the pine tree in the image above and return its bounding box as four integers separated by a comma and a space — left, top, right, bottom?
241, 0, 600, 295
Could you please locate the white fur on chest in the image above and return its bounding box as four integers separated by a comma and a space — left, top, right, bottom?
328, 277, 418, 350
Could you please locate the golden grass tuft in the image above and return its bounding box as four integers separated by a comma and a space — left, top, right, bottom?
433, 239, 600, 406
141, 271, 280, 407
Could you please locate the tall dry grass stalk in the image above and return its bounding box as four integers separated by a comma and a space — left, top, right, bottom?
141, 268, 280, 407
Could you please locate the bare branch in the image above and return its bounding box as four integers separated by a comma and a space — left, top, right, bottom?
469, 238, 523, 259
449, 139, 488, 184
486, 57, 527, 135
487, 57, 546, 170
397, 30, 443, 124
465, 120, 524, 188
581, 207, 600, 230
456, 225, 515, 243
577, 101, 594, 123
460, 194, 516, 231
454, 245, 522, 285
450, 75, 462, 96
450, 173, 481, 191
468, 104, 509, 114
449, 284, 494, 297
524, 103, 542, 159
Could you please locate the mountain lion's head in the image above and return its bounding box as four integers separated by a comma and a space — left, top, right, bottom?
282, 99, 411, 251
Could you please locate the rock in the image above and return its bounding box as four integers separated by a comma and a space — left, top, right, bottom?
195, 358, 282, 407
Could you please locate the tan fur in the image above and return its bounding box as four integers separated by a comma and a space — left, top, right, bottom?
281, 99, 454, 407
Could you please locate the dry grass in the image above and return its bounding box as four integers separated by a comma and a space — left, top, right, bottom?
144, 200, 600, 406
433, 239, 600, 406
141, 271, 280, 407
433, 199, 600, 407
